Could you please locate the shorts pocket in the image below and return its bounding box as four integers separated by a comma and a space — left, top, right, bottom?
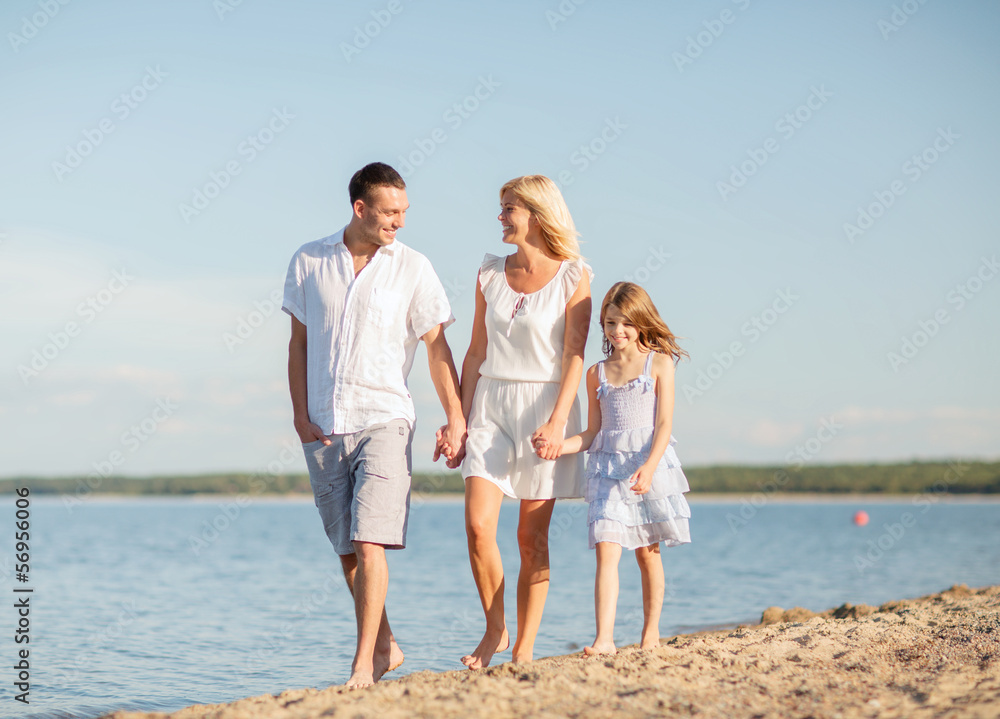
364, 455, 408, 480
361, 422, 411, 479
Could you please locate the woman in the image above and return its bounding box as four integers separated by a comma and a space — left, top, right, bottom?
454, 175, 592, 668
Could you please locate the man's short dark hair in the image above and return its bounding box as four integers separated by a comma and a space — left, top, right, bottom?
348, 162, 406, 205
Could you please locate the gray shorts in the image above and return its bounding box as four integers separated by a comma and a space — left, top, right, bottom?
302, 419, 413, 556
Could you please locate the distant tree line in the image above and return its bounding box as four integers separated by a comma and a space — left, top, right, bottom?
1, 461, 996, 497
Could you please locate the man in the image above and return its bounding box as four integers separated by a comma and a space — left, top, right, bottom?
282, 162, 465, 689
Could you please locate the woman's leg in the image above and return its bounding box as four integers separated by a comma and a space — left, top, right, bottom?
461, 475, 509, 669
512, 498, 556, 663
584, 541, 622, 655
635, 542, 664, 649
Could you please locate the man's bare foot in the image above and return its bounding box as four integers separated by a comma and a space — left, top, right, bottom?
373, 639, 405, 681
584, 639, 617, 656
640, 633, 660, 650
345, 668, 375, 690
461, 627, 509, 670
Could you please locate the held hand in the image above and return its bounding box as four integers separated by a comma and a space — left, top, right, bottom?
535, 439, 564, 460
446, 442, 467, 470
434, 423, 467, 466
531, 420, 565, 461
629, 464, 654, 495
433, 425, 450, 463
295, 418, 331, 446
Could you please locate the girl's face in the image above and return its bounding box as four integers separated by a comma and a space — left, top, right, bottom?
498, 189, 535, 245
603, 304, 639, 352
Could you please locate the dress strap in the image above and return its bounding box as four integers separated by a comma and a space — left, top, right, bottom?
598, 361, 607, 384
643, 352, 654, 377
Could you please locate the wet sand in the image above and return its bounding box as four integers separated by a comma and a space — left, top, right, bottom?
104, 584, 999, 719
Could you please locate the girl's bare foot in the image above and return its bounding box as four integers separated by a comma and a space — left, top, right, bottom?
640, 631, 660, 650
461, 627, 509, 670
584, 639, 617, 656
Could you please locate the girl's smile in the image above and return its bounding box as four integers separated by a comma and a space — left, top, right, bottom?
603, 304, 638, 350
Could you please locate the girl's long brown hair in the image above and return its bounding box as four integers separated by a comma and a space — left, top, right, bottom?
600, 282, 688, 362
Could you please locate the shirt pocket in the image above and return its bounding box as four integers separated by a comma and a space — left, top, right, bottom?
366, 287, 404, 330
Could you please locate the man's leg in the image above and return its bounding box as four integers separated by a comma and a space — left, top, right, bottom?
338, 552, 404, 682
345, 419, 413, 687
344, 542, 390, 688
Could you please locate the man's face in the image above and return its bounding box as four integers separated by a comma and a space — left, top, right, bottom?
356, 186, 408, 247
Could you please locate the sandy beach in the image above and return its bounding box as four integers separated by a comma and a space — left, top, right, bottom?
103, 584, 999, 719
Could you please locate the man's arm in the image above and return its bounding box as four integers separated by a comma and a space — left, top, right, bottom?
288, 316, 331, 445
422, 323, 466, 464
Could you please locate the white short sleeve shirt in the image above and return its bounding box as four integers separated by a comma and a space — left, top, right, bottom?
282, 227, 454, 436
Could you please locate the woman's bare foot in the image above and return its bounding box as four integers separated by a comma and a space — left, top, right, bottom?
584, 639, 617, 656
511, 639, 534, 664
461, 627, 509, 670
640, 632, 660, 650
373, 639, 404, 681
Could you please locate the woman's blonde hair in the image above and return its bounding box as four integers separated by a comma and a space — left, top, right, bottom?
600, 282, 688, 362
500, 175, 580, 260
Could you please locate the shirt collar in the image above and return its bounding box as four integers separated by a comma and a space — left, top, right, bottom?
326, 225, 398, 254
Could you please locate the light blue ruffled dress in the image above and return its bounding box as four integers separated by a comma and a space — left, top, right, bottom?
586, 352, 692, 550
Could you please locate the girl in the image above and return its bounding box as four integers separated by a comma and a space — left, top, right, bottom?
538, 281, 691, 654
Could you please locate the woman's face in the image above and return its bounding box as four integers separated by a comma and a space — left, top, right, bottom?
498, 189, 535, 245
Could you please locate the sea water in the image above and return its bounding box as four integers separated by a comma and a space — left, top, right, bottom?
3, 495, 999, 718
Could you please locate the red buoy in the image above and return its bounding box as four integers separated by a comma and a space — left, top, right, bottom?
853, 510, 869, 527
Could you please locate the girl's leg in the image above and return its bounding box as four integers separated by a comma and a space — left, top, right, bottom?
462, 476, 510, 669
584, 541, 622, 656
635, 542, 664, 649
512, 498, 556, 663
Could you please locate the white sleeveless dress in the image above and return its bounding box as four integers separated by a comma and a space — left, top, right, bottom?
462, 253, 592, 500
587, 353, 692, 549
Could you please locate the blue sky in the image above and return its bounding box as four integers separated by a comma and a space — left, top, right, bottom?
1, 0, 998, 478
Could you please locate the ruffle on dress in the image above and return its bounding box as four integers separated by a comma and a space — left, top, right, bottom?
588, 492, 691, 528
478, 253, 593, 303
589, 513, 691, 550
586, 433, 690, 498
478, 253, 504, 292
560, 258, 594, 299
596, 374, 654, 399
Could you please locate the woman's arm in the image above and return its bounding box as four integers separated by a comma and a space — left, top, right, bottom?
630, 353, 675, 494
556, 364, 602, 455
531, 268, 591, 460
460, 273, 490, 420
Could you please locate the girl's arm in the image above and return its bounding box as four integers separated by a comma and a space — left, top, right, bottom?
557, 363, 602, 455
531, 268, 591, 460
437, 271, 488, 468
630, 353, 676, 494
